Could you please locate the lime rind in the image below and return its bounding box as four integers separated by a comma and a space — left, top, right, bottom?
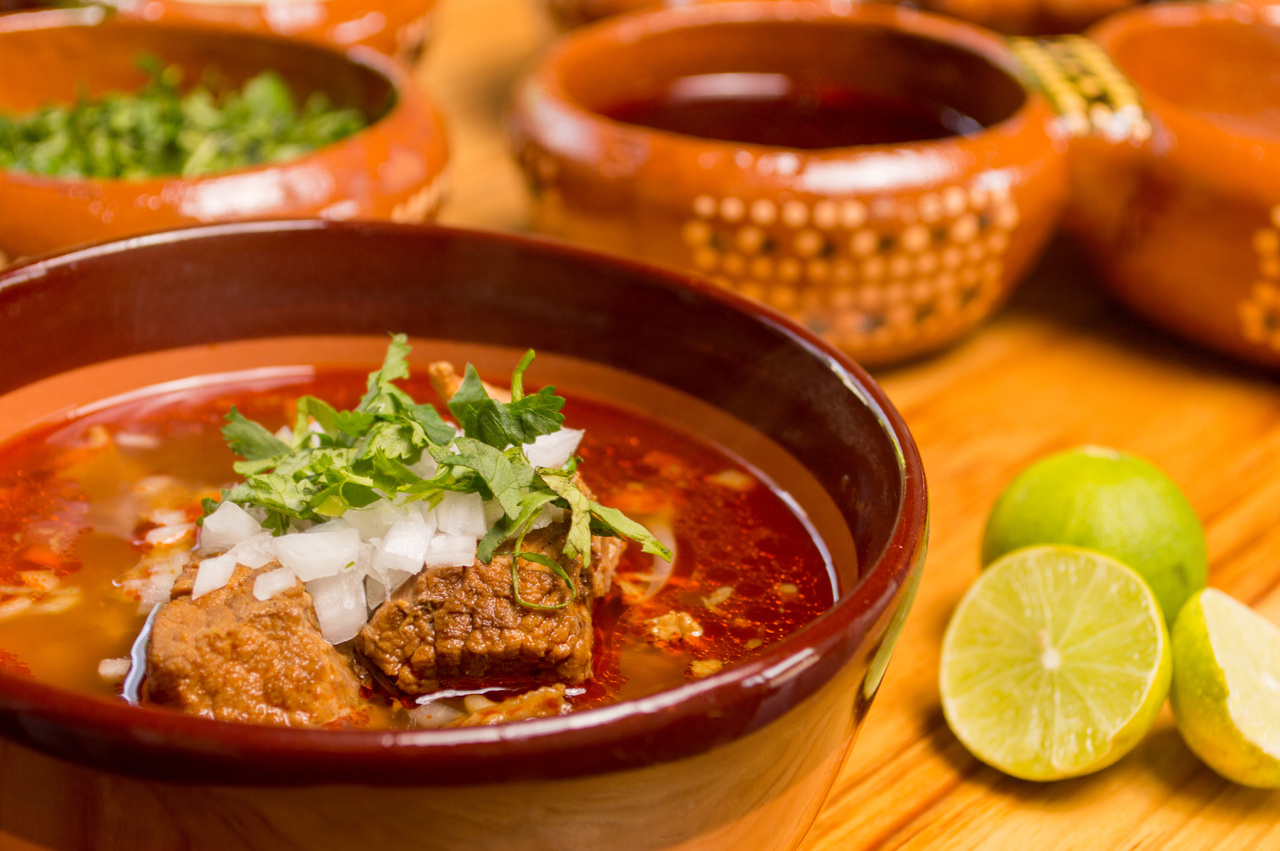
980, 447, 1207, 625
1171, 588, 1280, 788
941, 545, 1171, 781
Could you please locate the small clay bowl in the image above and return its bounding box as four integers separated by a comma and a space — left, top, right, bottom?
510, 1, 1068, 366
0, 220, 927, 850
544, 0, 1137, 35
108, 0, 441, 64
0, 7, 448, 265
1063, 1, 1280, 368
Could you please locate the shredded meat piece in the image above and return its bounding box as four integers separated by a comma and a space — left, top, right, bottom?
143, 562, 370, 727
447, 684, 568, 727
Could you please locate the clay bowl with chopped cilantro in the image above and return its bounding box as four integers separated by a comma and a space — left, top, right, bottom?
0, 7, 448, 265
0, 221, 925, 850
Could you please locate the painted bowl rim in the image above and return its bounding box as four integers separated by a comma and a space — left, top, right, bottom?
519, 0, 1044, 158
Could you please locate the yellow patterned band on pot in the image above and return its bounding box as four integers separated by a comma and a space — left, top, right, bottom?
1011, 36, 1150, 144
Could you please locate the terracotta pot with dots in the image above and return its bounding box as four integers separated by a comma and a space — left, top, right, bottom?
1055, 1, 1280, 369
510, 1, 1069, 366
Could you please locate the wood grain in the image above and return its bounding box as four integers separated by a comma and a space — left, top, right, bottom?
421, 1, 1280, 847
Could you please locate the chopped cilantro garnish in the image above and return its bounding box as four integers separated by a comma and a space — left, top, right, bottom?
203, 335, 673, 594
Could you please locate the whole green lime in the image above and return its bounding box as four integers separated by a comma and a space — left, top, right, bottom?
981, 445, 1207, 625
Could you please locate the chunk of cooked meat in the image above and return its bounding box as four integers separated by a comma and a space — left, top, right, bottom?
447, 684, 568, 727
356, 525, 624, 695
143, 562, 369, 727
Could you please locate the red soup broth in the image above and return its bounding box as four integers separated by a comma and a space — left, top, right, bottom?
0, 366, 836, 718
598, 73, 983, 148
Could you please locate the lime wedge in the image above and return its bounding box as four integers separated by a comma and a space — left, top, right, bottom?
1170, 588, 1280, 788
940, 545, 1172, 781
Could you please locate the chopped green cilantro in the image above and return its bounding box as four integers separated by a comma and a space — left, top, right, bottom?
203, 335, 673, 593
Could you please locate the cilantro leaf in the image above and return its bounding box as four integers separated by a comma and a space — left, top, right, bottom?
448, 361, 565, 448
222, 407, 290, 460
589, 501, 674, 560
206, 338, 672, 612
541, 472, 593, 567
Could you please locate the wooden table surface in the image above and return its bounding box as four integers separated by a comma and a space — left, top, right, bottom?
422, 1, 1280, 848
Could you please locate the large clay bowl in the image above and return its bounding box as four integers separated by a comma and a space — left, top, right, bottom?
509, 1, 1069, 366
0, 221, 927, 850
0, 7, 448, 265
1066, 1, 1280, 369
107, 0, 440, 63
543, 0, 1137, 35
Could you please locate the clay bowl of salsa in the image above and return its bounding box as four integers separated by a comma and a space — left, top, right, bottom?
0, 6, 448, 266
0, 221, 926, 850
1064, 0, 1280, 369
509, 1, 1069, 366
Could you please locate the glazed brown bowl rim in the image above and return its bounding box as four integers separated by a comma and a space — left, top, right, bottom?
0, 219, 927, 786
1087, 0, 1280, 149
0, 6, 422, 189
524, 0, 1038, 157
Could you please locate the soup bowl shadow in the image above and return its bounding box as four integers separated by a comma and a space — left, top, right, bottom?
0, 7, 449, 266
0, 221, 927, 851
509, 1, 1070, 367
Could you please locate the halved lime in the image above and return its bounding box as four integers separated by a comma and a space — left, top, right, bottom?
981, 445, 1207, 625
940, 545, 1172, 781
1170, 588, 1280, 788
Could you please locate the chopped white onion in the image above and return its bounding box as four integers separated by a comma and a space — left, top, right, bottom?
191, 552, 238, 599
436, 491, 486, 537
144, 523, 195, 547
378, 513, 435, 571
149, 509, 189, 527
640, 515, 677, 600
305, 518, 354, 535
409, 453, 438, 479
523, 428, 584, 469
407, 701, 465, 728
423, 533, 478, 567
225, 531, 278, 569
529, 504, 566, 531
343, 499, 410, 539
113, 432, 161, 449
307, 568, 367, 644
274, 425, 294, 443
252, 567, 298, 601
199, 501, 264, 555
274, 528, 361, 581
97, 658, 132, 682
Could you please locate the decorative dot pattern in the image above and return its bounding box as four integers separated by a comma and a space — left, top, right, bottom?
391, 173, 448, 224
1241, 208, 1280, 351
1011, 36, 1150, 144
681, 182, 1021, 353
